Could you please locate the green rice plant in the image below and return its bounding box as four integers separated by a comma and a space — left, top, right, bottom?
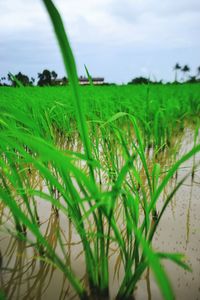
0, 126, 112, 298
84, 65, 94, 86
1, 100, 199, 300
0, 84, 199, 148
41, 1, 115, 297
42, 0, 94, 180
0, 133, 89, 299
1, 1, 200, 300
98, 114, 199, 299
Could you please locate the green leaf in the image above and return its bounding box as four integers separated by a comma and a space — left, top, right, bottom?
42, 0, 94, 181
157, 252, 192, 272
84, 64, 93, 86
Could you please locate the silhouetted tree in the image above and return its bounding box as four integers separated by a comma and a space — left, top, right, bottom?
186, 76, 197, 83
182, 65, 190, 81
173, 63, 181, 82
128, 77, 151, 85
30, 77, 35, 85
62, 76, 68, 85
51, 71, 58, 81
37, 70, 60, 86
0, 77, 8, 87
8, 72, 31, 87
37, 69, 52, 86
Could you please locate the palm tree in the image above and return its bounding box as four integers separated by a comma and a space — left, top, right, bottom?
31, 77, 35, 86
182, 65, 190, 82
38, 69, 52, 86
51, 71, 58, 80
173, 63, 181, 82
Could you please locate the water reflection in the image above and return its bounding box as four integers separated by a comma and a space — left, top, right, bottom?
0, 213, 77, 300
0, 128, 200, 300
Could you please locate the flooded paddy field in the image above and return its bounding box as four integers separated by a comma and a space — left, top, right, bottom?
1, 1, 200, 298
1, 127, 200, 300
1, 82, 200, 300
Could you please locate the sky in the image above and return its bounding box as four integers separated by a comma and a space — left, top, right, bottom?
0, 0, 200, 83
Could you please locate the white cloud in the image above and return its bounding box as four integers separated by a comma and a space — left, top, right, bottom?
0, 0, 200, 82
1, 0, 199, 47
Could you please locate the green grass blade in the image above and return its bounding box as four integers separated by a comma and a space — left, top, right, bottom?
8, 72, 24, 87
157, 252, 192, 272
0, 188, 88, 299
148, 144, 200, 214
84, 64, 93, 86
42, 0, 94, 180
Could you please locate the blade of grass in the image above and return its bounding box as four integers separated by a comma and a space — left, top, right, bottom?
42, 0, 94, 181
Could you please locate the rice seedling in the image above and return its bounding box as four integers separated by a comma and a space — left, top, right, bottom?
0, 1, 200, 300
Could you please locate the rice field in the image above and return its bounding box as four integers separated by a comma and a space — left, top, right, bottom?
0, 1, 200, 300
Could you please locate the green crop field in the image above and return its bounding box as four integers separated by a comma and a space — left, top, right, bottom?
0, 1, 200, 300
1, 83, 200, 149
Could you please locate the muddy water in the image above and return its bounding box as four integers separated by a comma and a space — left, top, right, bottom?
1, 129, 200, 300
135, 170, 200, 300
135, 129, 200, 300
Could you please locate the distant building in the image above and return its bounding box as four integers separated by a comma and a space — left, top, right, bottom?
53, 77, 68, 86
79, 76, 104, 85
93, 77, 104, 85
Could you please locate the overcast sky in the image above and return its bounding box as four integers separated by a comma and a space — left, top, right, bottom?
1, 0, 200, 83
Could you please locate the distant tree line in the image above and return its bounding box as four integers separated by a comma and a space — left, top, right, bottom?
0, 64, 200, 87
0, 69, 68, 87
128, 64, 200, 85
128, 77, 163, 85
173, 63, 200, 83
37, 70, 68, 86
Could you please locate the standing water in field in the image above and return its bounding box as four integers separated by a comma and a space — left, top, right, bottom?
1, 128, 200, 300
1, 1, 200, 300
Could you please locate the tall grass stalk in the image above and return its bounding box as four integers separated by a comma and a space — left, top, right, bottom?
0, 1, 200, 300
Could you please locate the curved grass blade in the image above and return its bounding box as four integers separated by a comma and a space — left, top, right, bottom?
84, 64, 93, 86
42, 0, 94, 181
117, 225, 174, 300
157, 252, 191, 272
8, 72, 24, 88
0, 188, 88, 300
148, 144, 200, 214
